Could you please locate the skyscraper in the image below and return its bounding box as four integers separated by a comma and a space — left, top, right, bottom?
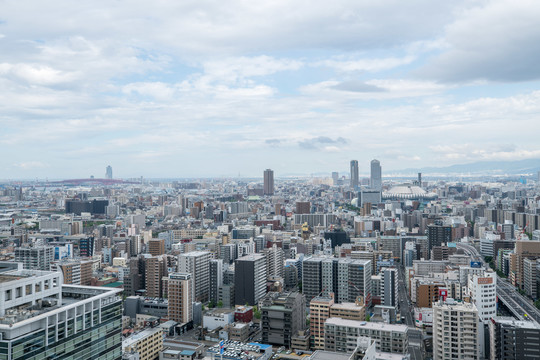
350, 160, 359, 189
370, 159, 381, 191
264, 169, 274, 195
106, 165, 113, 179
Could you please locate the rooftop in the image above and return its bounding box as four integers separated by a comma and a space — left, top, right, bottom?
0, 270, 56, 284
493, 316, 540, 329
0, 284, 120, 327
325, 317, 408, 333
123, 327, 163, 349
310, 350, 350, 360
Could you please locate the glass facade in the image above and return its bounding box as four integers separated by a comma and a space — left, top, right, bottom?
0, 302, 122, 360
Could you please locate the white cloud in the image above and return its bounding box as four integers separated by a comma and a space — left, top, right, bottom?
315, 55, 416, 73
419, 0, 540, 82
0, 0, 539, 178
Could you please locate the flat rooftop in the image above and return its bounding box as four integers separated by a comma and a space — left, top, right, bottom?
310, 350, 350, 360
325, 317, 408, 333
0, 270, 56, 284
0, 285, 121, 327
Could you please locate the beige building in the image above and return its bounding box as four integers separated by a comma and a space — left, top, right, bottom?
123, 327, 163, 360
310, 294, 366, 350
149, 238, 166, 256
50, 258, 93, 285
168, 273, 193, 324
511, 240, 540, 289
146, 255, 168, 298
310, 295, 334, 349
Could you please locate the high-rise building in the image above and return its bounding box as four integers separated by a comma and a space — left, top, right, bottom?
295, 201, 311, 214
50, 258, 93, 285
209, 259, 223, 304
310, 295, 334, 350
489, 316, 540, 360
178, 251, 211, 303
79, 236, 95, 257
14, 246, 54, 270
433, 300, 480, 360
148, 238, 165, 256
350, 160, 359, 189
302, 257, 324, 302
168, 273, 193, 324
332, 172, 339, 185
264, 169, 274, 195
260, 292, 306, 348
381, 268, 399, 307
370, 159, 382, 191
427, 224, 452, 258
468, 272, 497, 322
304, 257, 372, 307
510, 240, 540, 289
234, 253, 267, 305
145, 255, 168, 298
523, 258, 539, 298
0, 268, 122, 359
105, 165, 113, 179
264, 244, 284, 278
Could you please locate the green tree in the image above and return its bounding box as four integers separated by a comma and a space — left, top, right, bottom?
365, 314, 371, 321
208, 301, 216, 308
254, 310, 261, 319
217, 301, 223, 308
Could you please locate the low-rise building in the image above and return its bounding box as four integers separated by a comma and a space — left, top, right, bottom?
123, 327, 164, 360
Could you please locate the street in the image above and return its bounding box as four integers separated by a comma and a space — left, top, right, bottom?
398, 265, 424, 360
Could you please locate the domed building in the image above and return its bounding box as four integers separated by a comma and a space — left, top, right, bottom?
383, 184, 437, 200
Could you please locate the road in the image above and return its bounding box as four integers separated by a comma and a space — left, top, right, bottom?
398, 265, 424, 360
457, 242, 540, 324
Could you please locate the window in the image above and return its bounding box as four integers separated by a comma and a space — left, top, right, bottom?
16, 287, 22, 298
5, 289, 12, 301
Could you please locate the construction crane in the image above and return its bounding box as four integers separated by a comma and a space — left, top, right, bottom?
518, 222, 530, 240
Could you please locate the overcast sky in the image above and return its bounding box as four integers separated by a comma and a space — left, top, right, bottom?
2, 0, 540, 179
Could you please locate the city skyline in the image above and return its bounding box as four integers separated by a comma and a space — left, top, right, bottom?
1, 1, 540, 178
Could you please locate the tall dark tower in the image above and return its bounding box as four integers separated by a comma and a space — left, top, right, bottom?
264, 169, 274, 195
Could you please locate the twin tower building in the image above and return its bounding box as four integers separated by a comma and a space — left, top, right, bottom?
350, 159, 382, 206
350, 159, 381, 191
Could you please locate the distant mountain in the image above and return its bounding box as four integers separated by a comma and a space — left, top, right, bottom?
395, 159, 540, 176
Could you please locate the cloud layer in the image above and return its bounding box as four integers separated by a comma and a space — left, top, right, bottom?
1, 0, 540, 178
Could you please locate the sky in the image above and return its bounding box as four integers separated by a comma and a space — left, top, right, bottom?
2, 0, 540, 179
